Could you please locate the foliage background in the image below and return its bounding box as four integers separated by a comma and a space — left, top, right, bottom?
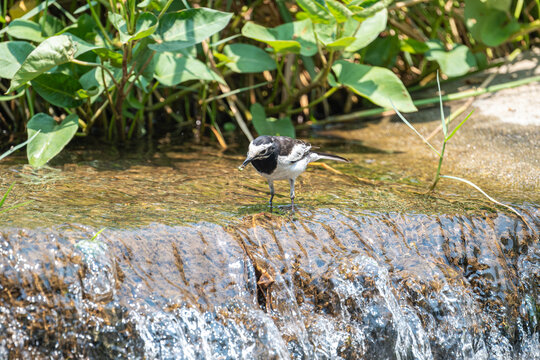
0, 0, 538, 165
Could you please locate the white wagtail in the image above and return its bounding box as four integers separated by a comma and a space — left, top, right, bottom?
239, 135, 349, 211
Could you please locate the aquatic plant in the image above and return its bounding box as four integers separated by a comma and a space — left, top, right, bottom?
391, 73, 532, 229
0, 0, 537, 167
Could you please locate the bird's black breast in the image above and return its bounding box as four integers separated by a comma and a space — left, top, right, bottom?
251, 152, 277, 175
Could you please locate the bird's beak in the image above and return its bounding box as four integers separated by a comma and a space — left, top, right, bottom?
238, 157, 253, 170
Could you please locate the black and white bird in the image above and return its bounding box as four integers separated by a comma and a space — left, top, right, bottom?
239, 135, 349, 211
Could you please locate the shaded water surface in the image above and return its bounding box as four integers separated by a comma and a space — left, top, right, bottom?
0, 145, 538, 359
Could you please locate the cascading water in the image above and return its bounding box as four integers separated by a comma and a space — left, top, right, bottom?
0, 207, 537, 359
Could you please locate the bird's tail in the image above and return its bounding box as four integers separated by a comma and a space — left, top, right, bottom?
313, 152, 349, 162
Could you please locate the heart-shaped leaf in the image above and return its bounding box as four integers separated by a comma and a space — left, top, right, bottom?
251, 103, 295, 138
222, 44, 276, 73
32, 73, 84, 108
242, 19, 317, 56
0, 41, 35, 79
6, 35, 77, 93
149, 8, 232, 52
27, 113, 79, 168
331, 60, 417, 112
153, 52, 224, 85
426, 40, 477, 77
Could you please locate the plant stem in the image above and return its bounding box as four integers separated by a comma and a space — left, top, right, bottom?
440, 175, 534, 232
71, 59, 120, 89
86, 0, 114, 46
25, 88, 34, 118
302, 74, 540, 128
201, 40, 253, 141
276, 56, 292, 97
430, 141, 445, 191
266, 51, 336, 116
287, 87, 338, 115
157, 0, 175, 20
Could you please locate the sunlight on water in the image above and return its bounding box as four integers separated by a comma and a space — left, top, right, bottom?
0, 207, 537, 359
0, 145, 538, 359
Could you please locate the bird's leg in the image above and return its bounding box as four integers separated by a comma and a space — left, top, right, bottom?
268, 180, 274, 213
289, 178, 295, 212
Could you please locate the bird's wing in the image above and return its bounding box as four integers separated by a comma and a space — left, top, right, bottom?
276, 137, 312, 163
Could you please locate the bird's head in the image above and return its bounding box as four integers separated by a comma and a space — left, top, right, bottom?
239, 136, 276, 170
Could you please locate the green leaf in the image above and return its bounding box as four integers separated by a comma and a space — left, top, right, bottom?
399, 37, 429, 54
6, 35, 78, 93
0, 41, 35, 79
62, 14, 97, 41
426, 40, 477, 77
130, 12, 158, 41
362, 35, 400, 67
109, 11, 157, 44
6, 19, 45, 42
475, 0, 512, 12
149, 8, 232, 52
79, 66, 121, 103
108, 12, 128, 40
251, 103, 295, 138
69, 34, 102, 58
327, 0, 353, 23
132, 38, 158, 81
222, 44, 276, 73
153, 52, 225, 86
331, 60, 417, 112
465, 0, 519, 47
314, 22, 356, 50
326, 36, 356, 50
242, 19, 317, 56
296, 0, 332, 23
40, 14, 64, 37
27, 113, 79, 168
94, 48, 124, 67
32, 73, 84, 108
343, 9, 387, 52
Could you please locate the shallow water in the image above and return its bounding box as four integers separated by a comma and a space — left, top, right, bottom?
0, 142, 538, 359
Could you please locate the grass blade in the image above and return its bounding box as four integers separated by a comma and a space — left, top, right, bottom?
90, 227, 107, 242
390, 99, 441, 156
440, 175, 533, 231
0, 200, 34, 215
0, 130, 40, 162
436, 71, 447, 138
446, 110, 474, 142
0, 183, 14, 208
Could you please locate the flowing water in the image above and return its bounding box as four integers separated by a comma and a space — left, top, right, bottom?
0, 139, 538, 359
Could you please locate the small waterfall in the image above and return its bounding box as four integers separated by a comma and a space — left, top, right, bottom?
0, 207, 537, 359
